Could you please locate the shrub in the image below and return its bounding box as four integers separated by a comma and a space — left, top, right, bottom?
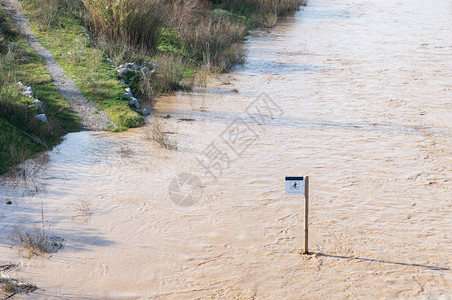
72, 198, 93, 222
169, 0, 209, 29
0, 277, 38, 296
96, 37, 148, 66
149, 54, 190, 93
180, 14, 246, 71
84, 0, 169, 52
143, 120, 177, 150
138, 74, 155, 104
7, 226, 49, 257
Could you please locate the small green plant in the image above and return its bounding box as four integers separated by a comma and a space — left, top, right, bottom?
106, 105, 144, 130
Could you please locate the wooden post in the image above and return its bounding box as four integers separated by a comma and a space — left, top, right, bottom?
303, 176, 309, 254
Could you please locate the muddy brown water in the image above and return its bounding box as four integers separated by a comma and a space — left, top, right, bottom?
1, 0, 451, 298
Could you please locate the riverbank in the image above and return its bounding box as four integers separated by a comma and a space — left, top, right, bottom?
0, 4, 79, 174
0, 0, 304, 174
0, 0, 451, 298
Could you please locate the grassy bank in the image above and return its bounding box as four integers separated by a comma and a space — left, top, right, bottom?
1, 0, 303, 174
17, 0, 304, 104
19, 0, 144, 131
0, 5, 79, 174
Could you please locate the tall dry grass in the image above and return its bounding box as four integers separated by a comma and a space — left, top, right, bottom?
84, 0, 169, 52
143, 120, 177, 150
149, 54, 188, 93
180, 14, 247, 71
169, 0, 210, 28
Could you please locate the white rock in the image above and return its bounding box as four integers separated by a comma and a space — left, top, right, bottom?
35, 114, 47, 123
23, 86, 33, 98
129, 98, 140, 109
124, 88, 133, 98
125, 62, 138, 69
23, 91, 33, 98
142, 108, 150, 115
1, 274, 13, 280
29, 100, 44, 113
34, 100, 44, 113
118, 68, 129, 77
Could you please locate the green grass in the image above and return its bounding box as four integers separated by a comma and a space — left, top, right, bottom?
0, 5, 79, 174
19, 0, 143, 130
157, 27, 190, 57
211, 8, 258, 30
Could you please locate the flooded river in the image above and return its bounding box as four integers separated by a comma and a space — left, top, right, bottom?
1, 0, 451, 298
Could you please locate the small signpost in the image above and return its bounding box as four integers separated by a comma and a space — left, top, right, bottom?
285, 176, 310, 254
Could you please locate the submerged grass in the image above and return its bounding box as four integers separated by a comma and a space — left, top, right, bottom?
7, 225, 49, 257
143, 120, 177, 150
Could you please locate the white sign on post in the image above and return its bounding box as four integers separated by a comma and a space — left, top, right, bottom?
285, 177, 305, 195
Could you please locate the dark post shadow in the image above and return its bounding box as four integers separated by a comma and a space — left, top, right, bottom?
311, 252, 451, 271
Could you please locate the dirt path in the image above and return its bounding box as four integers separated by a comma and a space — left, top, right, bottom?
1, 0, 115, 131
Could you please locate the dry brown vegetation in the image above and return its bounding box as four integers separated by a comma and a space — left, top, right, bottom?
143, 120, 178, 150
16, 0, 303, 99
84, 0, 169, 52
180, 14, 247, 70
0, 275, 38, 297
7, 225, 49, 257
72, 198, 93, 223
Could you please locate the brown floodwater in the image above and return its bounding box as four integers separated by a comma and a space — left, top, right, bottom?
1, 0, 451, 298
